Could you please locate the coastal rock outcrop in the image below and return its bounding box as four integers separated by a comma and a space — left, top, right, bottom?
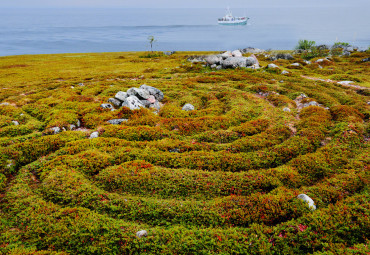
204, 50, 259, 70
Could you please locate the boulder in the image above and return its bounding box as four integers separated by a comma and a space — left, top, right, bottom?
250, 54, 259, 66
205, 55, 222, 65
297, 194, 316, 211
232, 50, 243, 57
149, 101, 161, 110
89, 131, 99, 139
220, 51, 233, 59
107, 98, 122, 107
140, 84, 164, 102
182, 103, 195, 111
122, 96, 145, 110
51, 127, 61, 134
127, 88, 151, 100
267, 63, 279, 69
107, 119, 128, 125
100, 103, 113, 109
316, 44, 330, 50
222, 57, 249, 68
240, 47, 265, 54
136, 230, 148, 238
115, 91, 128, 101
245, 57, 257, 66
273, 53, 294, 60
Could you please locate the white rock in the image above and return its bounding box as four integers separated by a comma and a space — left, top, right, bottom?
220, 51, 233, 59
205, 55, 222, 65
127, 88, 151, 100
267, 63, 279, 69
232, 50, 243, 57
70, 124, 76, 130
283, 107, 291, 112
122, 96, 145, 110
337, 81, 354, 85
115, 91, 128, 101
76, 119, 81, 127
291, 63, 300, 67
297, 194, 316, 211
12, 120, 19, 126
136, 230, 148, 238
182, 103, 195, 111
140, 84, 164, 102
89, 131, 99, 139
51, 127, 61, 134
281, 70, 289, 75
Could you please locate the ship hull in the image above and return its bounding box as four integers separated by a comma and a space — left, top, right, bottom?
218, 20, 248, 25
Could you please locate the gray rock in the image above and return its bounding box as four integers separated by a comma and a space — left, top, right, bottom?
240, 47, 265, 54
210, 64, 217, 69
274, 53, 294, 60
127, 88, 151, 100
338, 81, 353, 86
187, 56, 205, 63
232, 50, 243, 57
122, 96, 145, 110
205, 55, 222, 65
108, 98, 122, 107
107, 119, 128, 125
283, 107, 291, 112
51, 127, 61, 134
245, 57, 257, 66
281, 70, 289, 75
303, 60, 311, 65
12, 120, 19, 126
89, 131, 99, 139
297, 194, 316, 211
149, 101, 161, 110
140, 84, 164, 102
315, 59, 325, 63
290, 63, 300, 67
115, 91, 128, 101
70, 124, 76, 130
267, 63, 279, 69
136, 230, 148, 238
100, 103, 113, 109
302, 101, 320, 108
342, 51, 351, 56
216, 65, 223, 70
77, 119, 81, 127
78, 83, 85, 87
316, 44, 329, 50
220, 51, 233, 59
182, 103, 195, 111
362, 57, 370, 62
222, 57, 249, 68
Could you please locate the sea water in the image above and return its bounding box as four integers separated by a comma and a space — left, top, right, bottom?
0, 7, 369, 56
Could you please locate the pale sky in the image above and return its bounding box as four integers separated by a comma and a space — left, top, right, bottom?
2, 0, 366, 8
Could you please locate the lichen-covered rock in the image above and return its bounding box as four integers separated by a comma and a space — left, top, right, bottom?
122, 96, 145, 110
205, 55, 222, 65
140, 84, 164, 102
127, 88, 151, 100
222, 57, 248, 68
107, 119, 128, 125
51, 127, 61, 134
107, 98, 122, 107
267, 63, 279, 69
115, 91, 128, 101
89, 131, 99, 139
297, 194, 316, 211
100, 103, 113, 109
136, 230, 148, 238
232, 50, 243, 57
182, 103, 195, 111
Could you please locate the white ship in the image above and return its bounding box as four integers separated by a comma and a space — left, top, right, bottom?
218, 7, 249, 25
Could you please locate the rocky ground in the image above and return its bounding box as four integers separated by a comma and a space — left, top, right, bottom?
0, 48, 369, 254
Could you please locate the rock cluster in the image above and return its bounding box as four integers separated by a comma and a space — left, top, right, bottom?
295, 93, 327, 110
270, 53, 294, 61
204, 50, 259, 70
104, 84, 164, 111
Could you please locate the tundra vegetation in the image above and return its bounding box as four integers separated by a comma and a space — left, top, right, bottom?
0, 46, 369, 254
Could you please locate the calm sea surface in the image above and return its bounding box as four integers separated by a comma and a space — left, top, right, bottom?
0, 7, 369, 56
